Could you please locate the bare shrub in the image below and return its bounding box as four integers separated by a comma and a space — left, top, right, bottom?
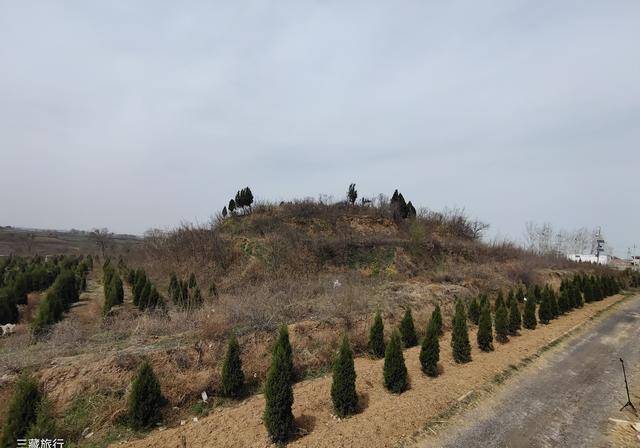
49, 318, 87, 349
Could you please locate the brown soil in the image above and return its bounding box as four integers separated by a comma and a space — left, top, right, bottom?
117, 295, 627, 448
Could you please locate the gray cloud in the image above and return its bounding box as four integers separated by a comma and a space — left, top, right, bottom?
1, 0, 638, 255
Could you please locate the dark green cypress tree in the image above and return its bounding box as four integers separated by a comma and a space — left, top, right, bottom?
190, 287, 203, 308
419, 318, 440, 377
0, 288, 19, 324
494, 291, 505, 311
0, 375, 41, 448
399, 308, 418, 348
572, 284, 584, 308
584, 276, 594, 302
383, 331, 408, 394
264, 326, 294, 443
132, 273, 145, 307
479, 294, 489, 311
533, 284, 542, 302
221, 335, 245, 399
168, 273, 178, 298
138, 281, 152, 311
538, 293, 551, 324
558, 289, 569, 314
476, 304, 493, 352
468, 297, 481, 325
127, 361, 165, 429
331, 335, 358, 417
495, 304, 509, 343
451, 300, 471, 363
508, 298, 521, 335
431, 304, 443, 336
516, 285, 525, 303
523, 297, 537, 329
549, 288, 560, 318
507, 290, 515, 308
369, 310, 385, 358
25, 398, 57, 440
188, 273, 197, 289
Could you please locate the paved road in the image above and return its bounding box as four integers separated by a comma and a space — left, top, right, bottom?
423, 295, 640, 448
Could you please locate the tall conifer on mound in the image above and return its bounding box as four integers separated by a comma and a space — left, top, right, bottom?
369, 310, 385, 358
477, 305, 493, 352
468, 297, 481, 325
420, 318, 440, 377
399, 308, 418, 348
331, 335, 358, 417
0, 375, 41, 448
495, 304, 509, 343
451, 300, 471, 363
431, 304, 443, 336
383, 331, 408, 393
523, 297, 537, 330
264, 325, 294, 443
221, 335, 245, 399
127, 361, 165, 429
508, 298, 521, 335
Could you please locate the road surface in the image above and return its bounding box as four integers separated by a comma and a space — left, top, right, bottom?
422, 294, 640, 448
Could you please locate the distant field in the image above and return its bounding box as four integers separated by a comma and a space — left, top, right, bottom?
0, 226, 141, 256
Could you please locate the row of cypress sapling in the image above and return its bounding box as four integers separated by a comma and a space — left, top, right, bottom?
31, 258, 88, 335
168, 272, 203, 310
127, 268, 165, 311
102, 259, 124, 314
0, 255, 89, 325
12, 271, 622, 444
472, 272, 621, 353
137, 272, 624, 442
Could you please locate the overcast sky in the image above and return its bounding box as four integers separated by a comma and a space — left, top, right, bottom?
0, 1, 638, 255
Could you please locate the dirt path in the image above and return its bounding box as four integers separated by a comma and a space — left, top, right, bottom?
114, 293, 634, 448
418, 294, 640, 448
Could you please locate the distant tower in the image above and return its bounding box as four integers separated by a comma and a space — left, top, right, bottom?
594, 227, 605, 261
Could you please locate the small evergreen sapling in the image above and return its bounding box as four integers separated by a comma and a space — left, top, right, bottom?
538, 293, 551, 325
331, 335, 358, 417
264, 326, 295, 443
431, 304, 443, 336
494, 291, 505, 311
476, 305, 493, 352
468, 297, 481, 325
25, 398, 57, 440
419, 318, 440, 377
369, 310, 385, 358
495, 304, 509, 343
399, 308, 418, 348
0, 375, 41, 447
508, 298, 521, 335
523, 297, 537, 329
127, 361, 165, 429
451, 300, 472, 363
221, 335, 245, 398
383, 331, 408, 393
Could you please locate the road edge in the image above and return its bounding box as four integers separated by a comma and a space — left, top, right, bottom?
410, 292, 635, 447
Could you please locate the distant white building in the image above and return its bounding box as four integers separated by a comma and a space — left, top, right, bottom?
567, 253, 610, 265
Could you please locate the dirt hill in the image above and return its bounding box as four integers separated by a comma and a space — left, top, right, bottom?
1, 198, 608, 447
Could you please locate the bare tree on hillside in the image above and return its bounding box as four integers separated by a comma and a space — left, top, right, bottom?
91, 228, 113, 258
